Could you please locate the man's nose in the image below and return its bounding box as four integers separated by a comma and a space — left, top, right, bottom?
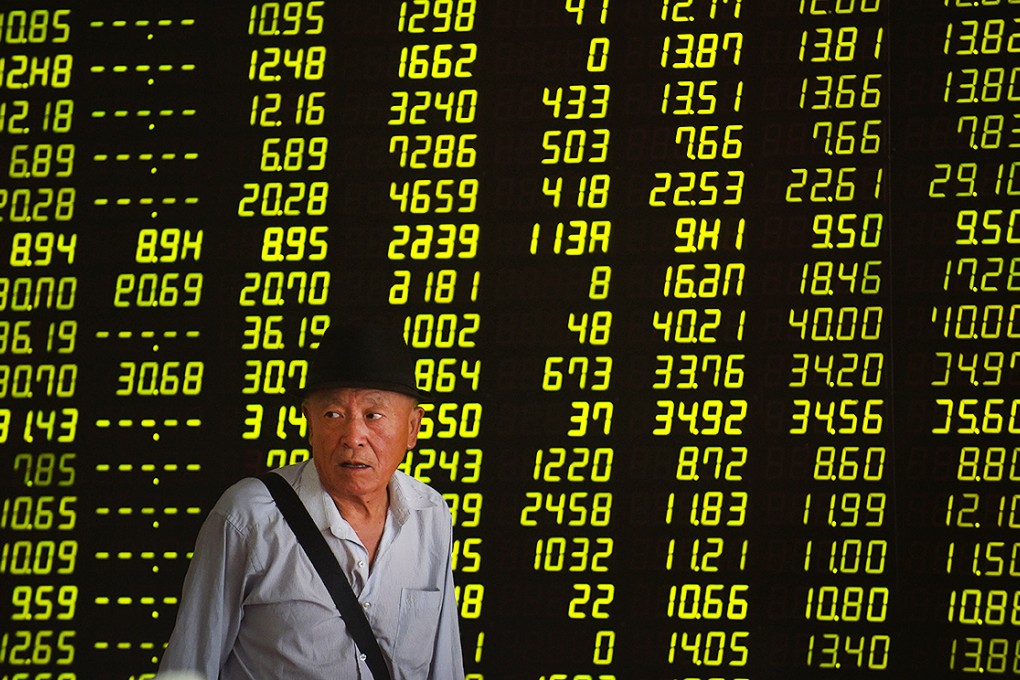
340, 415, 367, 447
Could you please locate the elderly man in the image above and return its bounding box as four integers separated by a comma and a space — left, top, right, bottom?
159, 324, 465, 679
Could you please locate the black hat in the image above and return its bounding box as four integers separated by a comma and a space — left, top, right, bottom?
303, 323, 426, 400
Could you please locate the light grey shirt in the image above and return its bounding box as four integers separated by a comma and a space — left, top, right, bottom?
158, 461, 465, 680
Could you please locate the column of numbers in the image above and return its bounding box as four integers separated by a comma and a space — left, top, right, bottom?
387, 2, 486, 676
527, 2, 617, 677
788, 1, 895, 674
653, 1, 751, 676
238, 0, 332, 459
0, 7, 79, 675
937, 3, 1020, 675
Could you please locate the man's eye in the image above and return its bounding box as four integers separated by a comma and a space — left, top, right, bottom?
324, 411, 341, 419
367, 412, 384, 420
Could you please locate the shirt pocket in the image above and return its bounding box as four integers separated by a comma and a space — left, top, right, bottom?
394, 587, 442, 674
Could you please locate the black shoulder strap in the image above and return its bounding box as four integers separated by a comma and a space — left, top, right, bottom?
259, 472, 392, 680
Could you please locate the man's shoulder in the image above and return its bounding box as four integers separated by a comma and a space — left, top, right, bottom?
210, 462, 307, 527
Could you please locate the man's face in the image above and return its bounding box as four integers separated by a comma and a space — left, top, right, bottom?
303, 388, 423, 505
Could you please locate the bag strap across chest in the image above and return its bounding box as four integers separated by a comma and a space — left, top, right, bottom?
259, 472, 392, 680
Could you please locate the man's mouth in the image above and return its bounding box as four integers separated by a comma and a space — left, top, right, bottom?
341, 462, 371, 469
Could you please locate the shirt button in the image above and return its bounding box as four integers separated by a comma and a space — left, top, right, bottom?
363, 601, 371, 608
357, 560, 366, 568
359, 653, 367, 661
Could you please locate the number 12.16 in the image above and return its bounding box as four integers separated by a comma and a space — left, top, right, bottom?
249, 92, 325, 127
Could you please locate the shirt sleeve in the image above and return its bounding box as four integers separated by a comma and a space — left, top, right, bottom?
429, 516, 466, 680
158, 506, 257, 680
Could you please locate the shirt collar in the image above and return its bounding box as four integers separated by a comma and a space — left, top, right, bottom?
296, 461, 438, 539
388, 469, 441, 523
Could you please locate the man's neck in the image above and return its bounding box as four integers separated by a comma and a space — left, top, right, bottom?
334, 489, 390, 566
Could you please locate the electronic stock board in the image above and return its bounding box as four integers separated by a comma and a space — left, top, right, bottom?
2, 0, 1020, 678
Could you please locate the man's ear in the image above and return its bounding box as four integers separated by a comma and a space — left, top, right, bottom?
407, 405, 424, 449
301, 401, 312, 443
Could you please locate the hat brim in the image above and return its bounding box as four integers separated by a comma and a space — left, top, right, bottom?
302, 379, 428, 401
